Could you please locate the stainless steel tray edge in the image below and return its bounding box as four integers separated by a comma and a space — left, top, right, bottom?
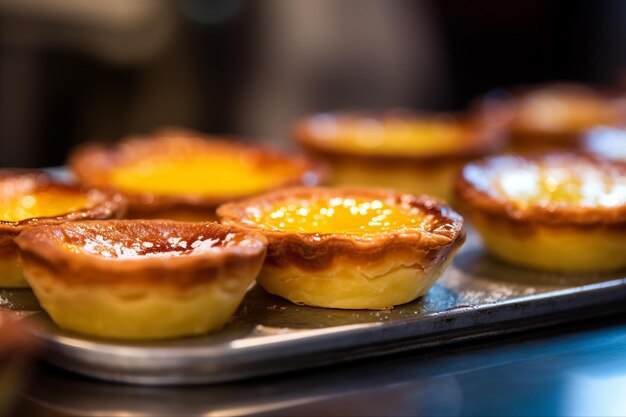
30, 275, 626, 385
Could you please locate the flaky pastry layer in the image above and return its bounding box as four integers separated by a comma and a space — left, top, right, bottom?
468, 211, 626, 272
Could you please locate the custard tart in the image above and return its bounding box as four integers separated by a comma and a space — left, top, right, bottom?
455, 153, 626, 272
293, 111, 503, 201
218, 187, 465, 309
15, 220, 267, 340
69, 129, 323, 221
496, 83, 626, 152
0, 170, 124, 288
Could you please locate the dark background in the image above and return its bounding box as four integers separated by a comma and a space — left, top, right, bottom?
1, 0, 625, 167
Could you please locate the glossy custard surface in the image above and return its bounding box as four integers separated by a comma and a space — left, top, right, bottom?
244, 197, 426, 235
59, 222, 263, 259
306, 115, 467, 156
464, 155, 626, 209
109, 156, 299, 197
0, 190, 92, 222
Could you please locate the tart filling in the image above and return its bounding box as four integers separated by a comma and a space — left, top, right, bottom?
456, 153, 626, 271
296, 114, 486, 157
69, 129, 323, 220
15, 220, 267, 340
218, 187, 465, 309
0, 170, 124, 288
293, 112, 502, 200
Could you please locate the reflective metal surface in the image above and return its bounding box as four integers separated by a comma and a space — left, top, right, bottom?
13, 313, 626, 416
2, 234, 625, 385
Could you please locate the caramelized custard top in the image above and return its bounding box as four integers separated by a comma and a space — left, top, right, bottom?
220, 187, 464, 240
295, 113, 498, 159
303, 115, 466, 155
55, 221, 265, 259
462, 154, 626, 209
70, 133, 321, 205
243, 196, 428, 235
109, 153, 302, 198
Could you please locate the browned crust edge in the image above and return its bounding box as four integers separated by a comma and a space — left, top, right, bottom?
0, 170, 126, 235
14, 220, 267, 289
292, 110, 506, 167
217, 187, 466, 271
454, 153, 626, 227
67, 129, 326, 215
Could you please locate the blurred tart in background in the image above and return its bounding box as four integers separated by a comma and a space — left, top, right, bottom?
0, 170, 124, 288
218, 187, 465, 310
15, 220, 267, 340
69, 129, 324, 221
455, 153, 626, 272
292, 111, 504, 202
493, 83, 626, 152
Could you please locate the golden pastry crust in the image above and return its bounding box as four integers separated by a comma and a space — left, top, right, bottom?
0, 170, 125, 288
455, 153, 626, 226
455, 153, 626, 272
293, 111, 504, 165
15, 220, 267, 339
68, 129, 324, 219
218, 187, 465, 309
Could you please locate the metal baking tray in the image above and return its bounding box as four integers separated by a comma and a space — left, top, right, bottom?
2, 232, 625, 386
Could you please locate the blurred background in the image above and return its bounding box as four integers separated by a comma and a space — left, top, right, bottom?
1, 0, 625, 167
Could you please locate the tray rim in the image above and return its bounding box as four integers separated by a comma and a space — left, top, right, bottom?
23, 274, 626, 385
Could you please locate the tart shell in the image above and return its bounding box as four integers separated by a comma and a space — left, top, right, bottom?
487, 83, 626, 152
455, 153, 626, 272
15, 220, 267, 340
218, 187, 466, 309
